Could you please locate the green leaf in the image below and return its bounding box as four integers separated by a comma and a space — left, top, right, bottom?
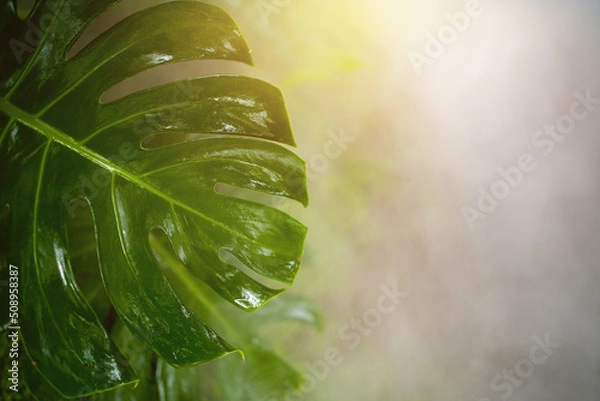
217, 339, 304, 401
152, 236, 320, 401
156, 359, 213, 401
23, 320, 157, 401
215, 295, 322, 401
156, 337, 309, 401
0, 0, 308, 397
94, 321, 158, 401
23, 355, 66, 401
154, 295, 322, 401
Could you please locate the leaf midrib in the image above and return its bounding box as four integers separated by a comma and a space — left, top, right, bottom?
0, 98, 289, 255
0, 98, 228, 231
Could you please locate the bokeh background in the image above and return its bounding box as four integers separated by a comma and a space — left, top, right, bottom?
58, 0, 600, 399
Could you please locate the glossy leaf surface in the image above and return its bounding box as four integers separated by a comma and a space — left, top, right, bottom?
0, 0, 307, 397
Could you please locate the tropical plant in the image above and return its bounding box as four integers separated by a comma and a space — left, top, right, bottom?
0, 0, 316, 399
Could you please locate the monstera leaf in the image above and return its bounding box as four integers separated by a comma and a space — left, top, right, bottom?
18, 225, 321, 401
153, 238, 322, 401
0, 0, 308, 398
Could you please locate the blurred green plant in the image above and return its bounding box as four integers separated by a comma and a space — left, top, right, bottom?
0, 0, 316, 399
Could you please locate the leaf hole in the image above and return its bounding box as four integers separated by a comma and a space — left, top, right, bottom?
63, 2, 253, 111
65, 198, 111, 320
65, 0, 133, 60
100, 60, 251, 103
215, 183, 304, 216
16, 0, 36, 20
148, 228, 225, 317
218, 249, 286, 291
149, 229, 284, 312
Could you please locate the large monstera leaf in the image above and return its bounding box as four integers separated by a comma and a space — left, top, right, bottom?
0, 0, 308, 398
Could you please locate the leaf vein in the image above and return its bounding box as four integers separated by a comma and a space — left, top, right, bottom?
32, 140, 89, 373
